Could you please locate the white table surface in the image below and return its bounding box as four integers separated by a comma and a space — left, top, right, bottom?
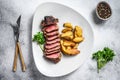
0, 0, 120, 80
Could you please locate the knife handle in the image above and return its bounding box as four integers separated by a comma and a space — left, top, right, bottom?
17, 42, 26, 72
13, 43, 19, 72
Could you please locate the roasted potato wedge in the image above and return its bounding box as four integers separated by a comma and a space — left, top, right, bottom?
61, 31, 73, 40
74, 30, 77, 38
60, 39, 64, 44
66, 46, 72, 49
60, 23, 84, 56
73, 37, 84, 43
63, 48, 80, 55
74, 26, 83, 37
61, 41, 80, 55
73, 43, 79, 49
62, 36, 73, 40
63, 40, 76, 47
63, 23, 73, 29
62, 28, 72, 33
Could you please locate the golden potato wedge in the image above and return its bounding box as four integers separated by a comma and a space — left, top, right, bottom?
60, 39, 64, 44
62, 28, 72, 33
73, 37, 84, 43
61, 31, 73, 40
61, 31, 72, 37
74, 26, 83, 37
61, 43, 80, 55
60, 23, 84, 56
64, 36, 73, 40
65, 49, 80, 55
74, 29, 77, 38
63, 40, 76, 47
73, 43, 79, 49
63, 23, 73, 29
66, 46, 72, 49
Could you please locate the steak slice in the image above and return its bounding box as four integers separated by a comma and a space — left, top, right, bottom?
45, 49, 60, 53
46, 38, 60, 45
44, 30, 59, 37
45, 25, 58, 33
46, 35, 59, 41
45, 46, 60, 52
45, 42, 60, 49
45, 52, 61, 63
44, 50, 60, 55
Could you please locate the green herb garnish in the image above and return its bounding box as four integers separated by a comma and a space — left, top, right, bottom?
92, 47, 115, 73
33, 32, 45, 51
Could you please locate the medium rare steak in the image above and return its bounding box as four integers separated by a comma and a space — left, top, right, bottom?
45, 42, 60, 49
44, 50, 60, 55
45, 49, 60, 53
44, 30, 59, 37
45, 46, 60, 52
46, 38, 60, 44
45, 52, 61, 63
43, 25, 58, 33
41, 16, 61, 63
46, 35, 59, 41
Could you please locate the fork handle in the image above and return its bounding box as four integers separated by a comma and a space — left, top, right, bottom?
17, 42, 26, 72
13, 43, 19, 72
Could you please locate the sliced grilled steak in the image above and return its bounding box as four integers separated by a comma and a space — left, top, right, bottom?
45, 42, 60, 49
44, 30, 59, 37
45, 46, 60, 52
44, 50, 60, 55
43, 25, 58, 33
45, 49, 60, 53
45, 52, 61, 63
41, 16, 61, 63
46, 38, 60, 45
45, 25, 58, 33
46, 35, 59, 41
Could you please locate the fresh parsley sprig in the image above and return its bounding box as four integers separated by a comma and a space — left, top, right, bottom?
33, 32, 45, 51
92, 47, 115, 73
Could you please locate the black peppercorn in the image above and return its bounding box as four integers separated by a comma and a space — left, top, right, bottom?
96, 2, 112, 20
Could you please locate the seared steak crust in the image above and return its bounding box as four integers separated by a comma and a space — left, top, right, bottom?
41, 16, 58, 27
